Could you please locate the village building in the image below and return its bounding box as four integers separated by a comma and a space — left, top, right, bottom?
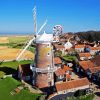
66, 48, 75, 55
78, 53, 92, 61
76, 60, 94, 73
53, 44, 65, 54
86, 67, 100, 80
75, 44, 85, 52
91, 55, 100, 66
55, 78, 90, 95
62, 65, 73, 81
90, 47, 100, 55
54, 65, 73, 82
54, 57, 62, 69
55, 68, 66, 82
64, 41, 73, 50
18, 64, 33, 82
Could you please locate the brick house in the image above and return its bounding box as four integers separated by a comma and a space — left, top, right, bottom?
54, 65, 73, 82
55, 78, 90, 95
86, 67, 100, 80
90, 47, 100, 55
75, 44, 85, 53
76, 60, 94, 73
54, 57, 62, 69
78, 53, 92, 61
18, 64, 33, 82
54, 44, 65, 54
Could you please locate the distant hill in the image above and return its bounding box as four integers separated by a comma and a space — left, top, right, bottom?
75, 31, 100, 42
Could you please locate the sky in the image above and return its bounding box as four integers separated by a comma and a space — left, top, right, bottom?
0, 0, 100, 34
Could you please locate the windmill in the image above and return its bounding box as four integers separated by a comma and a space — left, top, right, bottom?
16, 6, 55, 89
16, 6, 47, 61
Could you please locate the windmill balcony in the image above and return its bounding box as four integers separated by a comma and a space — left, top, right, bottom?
32, 67, 55, 73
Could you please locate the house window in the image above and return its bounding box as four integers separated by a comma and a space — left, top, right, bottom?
59, 75, 64, 79
47, 52, 50, 56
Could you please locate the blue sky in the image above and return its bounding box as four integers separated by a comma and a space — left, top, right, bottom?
0, 0, 100, 34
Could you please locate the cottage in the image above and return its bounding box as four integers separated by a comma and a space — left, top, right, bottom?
54, 44, 65, 54
87, 67, 100, 80
55, 78, 90, 95
77, 60, 94, 73
64, 41, 73, 50
54, 65, 73, 82
90, 47, 100, 55
62, 65, 73, 81
78, 53, 92, 60
91, 55, 100, 66
18, 64, 33, 82
55, 68, 65, 82
75, 44, 85, 52
54, 57, 62, 69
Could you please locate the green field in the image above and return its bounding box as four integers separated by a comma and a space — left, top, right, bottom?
0, 77, 40, 100
62, 55, 77, 61
0, 60, 33, 78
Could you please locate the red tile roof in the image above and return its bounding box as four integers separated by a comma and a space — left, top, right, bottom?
79, 53, 91, 58
75, 45, 85, 48
55, 68, 65, 76
91, 55, 100, 66
79, 60, 94, 70
56, 78, 89, 92
62, 65, 72, 72
89, 67, 100, 73
54, 44, 65, 49
54, 57, 62, 64
90, 47, 100, 50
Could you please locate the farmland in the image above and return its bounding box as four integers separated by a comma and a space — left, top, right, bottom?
0, 36, 35, 78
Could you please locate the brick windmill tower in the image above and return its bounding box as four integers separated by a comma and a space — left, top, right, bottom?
33, 32, 54, 88
16, 6, 55, 89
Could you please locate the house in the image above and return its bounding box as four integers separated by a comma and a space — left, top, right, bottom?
87, 67, 100, 80
54, 65, 73, 82
91, 55, 100, 66
75, 44, 85, 52
54, 44, 65, 54
54, 57, 62, 69
55, 78, 90, 95
62, 65, 73, 75
18, 64, 33, 82
78, 53, 92, 61
77, 60, 94, 73
66, 48, 75, 55
64, 41, 73, 50
55, 68, 66, 82
90, 47, 100, 55
62, 65, 73, 81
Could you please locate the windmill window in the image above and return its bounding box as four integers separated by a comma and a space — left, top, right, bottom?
47, 52, 50, 56
47, 44, 50, 47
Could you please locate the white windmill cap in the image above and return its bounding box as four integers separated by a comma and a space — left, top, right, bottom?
36, 31, 53, 43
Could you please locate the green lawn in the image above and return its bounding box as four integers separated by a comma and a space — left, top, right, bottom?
0, 60, 33, 78
62, 55, 77, 61
0, 60, 33, 70
67, 94, 95, 100
0, 77, 40, 100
